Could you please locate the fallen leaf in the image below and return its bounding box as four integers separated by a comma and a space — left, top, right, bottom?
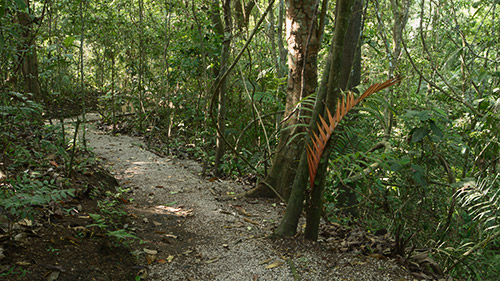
14, 233, 28, 242
265, 260, 284, 269
165, 234, 178, 239
118, 197, 130, 204
143, 248, 158, 255
157, 259, 166, 264
46, 270, 60, 281
205, 257, 219, 264
146, 254, 157, 264
167, 255, 174, 263
20, 219, 33, 227
259, 258, 272, 265
155, 185, 164, 189
369, 253, 386, 260
16, 261, 31, 266
153, 221, 162, 226
243, 218, 259, 225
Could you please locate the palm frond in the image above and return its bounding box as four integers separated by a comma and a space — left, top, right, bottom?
306, 77, 401, 188
455, 175, 500, 233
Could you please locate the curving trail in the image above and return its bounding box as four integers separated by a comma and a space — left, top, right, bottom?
80, 114, 412, 281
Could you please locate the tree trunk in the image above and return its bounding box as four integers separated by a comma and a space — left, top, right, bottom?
274, 0, 356, 239
138, 0, 146, 115
80, 0, 87, 148
214, 0, 233, 177
333, 0, 363, 217
18, 0, 42, 101
304, 0, 357, 241
277, 0, 287, 78
248, 0, 324, 200
234, 0, 255, 30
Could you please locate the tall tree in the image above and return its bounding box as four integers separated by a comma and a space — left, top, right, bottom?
214, 0, 233, 177
17, 0, 42, 101
333, 0, 363, 215
274, 0, 357, 239
248, 0, 328, 200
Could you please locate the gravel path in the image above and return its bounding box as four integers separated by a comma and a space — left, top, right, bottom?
80, 115, 413, 281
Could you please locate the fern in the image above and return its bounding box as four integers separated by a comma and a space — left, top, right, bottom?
306, 77, 400, 188
455, 175, 500, 233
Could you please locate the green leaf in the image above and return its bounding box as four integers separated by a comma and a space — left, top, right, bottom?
418, 111, 431, 121
389, 162, 402, 171
0, 0, 5, 18
411, 127, 430, 142
63, 36, 76, 48
404, 110, 421, 119
399, 156, 411, 166
429, 121, 443, 141
411, 164, 427, 187
14, 0, 28, 10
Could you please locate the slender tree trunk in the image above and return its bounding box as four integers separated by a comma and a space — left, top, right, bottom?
214, 0, 233, 177
274, 0, 356, 239
334, 0, 363, 217
111, 54, 116, 132
234, 0, 255, 30
304, 0, 358, 241
18, 0, 42, 101
269, 2, 278, 74
138, 0, 146, 115
277, 0, 287, 78
80, 0, 87, 148
375, 0, 410, 138
248, 0, 325, 200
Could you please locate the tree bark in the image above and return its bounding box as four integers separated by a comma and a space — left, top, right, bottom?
234, 0, 255, 30
214, 0, 233, 177
248, 0, 325, 200
333, 0, 363, 217
18, 0, 42, 101
274, 0, 356, 239
304, 0, 357, 241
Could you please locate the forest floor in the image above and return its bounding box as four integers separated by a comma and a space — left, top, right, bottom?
1, 114, 419, 281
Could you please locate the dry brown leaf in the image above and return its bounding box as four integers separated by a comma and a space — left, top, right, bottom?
146, 254, 157, 264
143, 248, 158, 255
265, 260, 284, 269
243, 218, 259, 225
369, 253, 386, 260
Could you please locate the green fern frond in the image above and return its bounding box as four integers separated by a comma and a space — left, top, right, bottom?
455, 175, 500, 233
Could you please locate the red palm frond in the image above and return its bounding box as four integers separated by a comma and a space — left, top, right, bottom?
306, 77, 401, 188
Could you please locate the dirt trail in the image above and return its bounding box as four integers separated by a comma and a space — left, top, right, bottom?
82, 116, 412, 281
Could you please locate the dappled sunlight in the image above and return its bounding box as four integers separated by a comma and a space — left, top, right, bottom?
128, 204, 194, 218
